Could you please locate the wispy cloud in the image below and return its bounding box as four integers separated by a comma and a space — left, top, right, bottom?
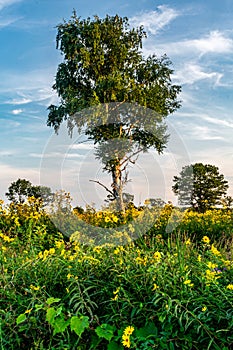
0, 0, 22, 10
1, 69, 58, 107
199, 115, 233, 129
157, 30, 233, 57
130, 5, 179, 35
174, 63, 222, 85
5, 97, 32, 105
0, 16, 20, 27
188, 125, 224, 141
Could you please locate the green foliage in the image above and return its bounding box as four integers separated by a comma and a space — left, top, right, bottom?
47, 12, 181, 210
6, 178, 53, 206
1, 198, 233, 349
172, 163, 229, 212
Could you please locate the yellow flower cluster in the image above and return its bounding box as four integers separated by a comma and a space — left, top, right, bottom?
184, 279, 194, 287
30, 284, 40, 291
37, 247, 56, 261
210, 244, 221, 257
153, 251, 162, 261
205, 269, 221, 285
122, 326, 134, 348
0, 232, 14, 243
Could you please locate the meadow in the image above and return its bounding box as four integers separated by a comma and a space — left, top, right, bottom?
0, 197, 233, 349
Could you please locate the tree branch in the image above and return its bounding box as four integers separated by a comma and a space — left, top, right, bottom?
89, 180, 115, 197
120, 147, 144, 167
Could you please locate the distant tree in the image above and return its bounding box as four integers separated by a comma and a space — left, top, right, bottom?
144, 197, 166, 208
30, 185, 54, 206
172, 163, 229, 212
6, 179, 32, 204
221, 195, 233, 209
6, 179, 53, 205
47, 13, 181, 211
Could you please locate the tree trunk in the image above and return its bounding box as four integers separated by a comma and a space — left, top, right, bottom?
112, 162, 124, 212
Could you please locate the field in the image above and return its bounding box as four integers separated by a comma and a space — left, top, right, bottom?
0, 198, 233, 349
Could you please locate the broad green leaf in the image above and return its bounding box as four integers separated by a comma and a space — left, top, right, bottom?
46, 307, 56, 325
107, 341, 124, 350
70, 315, 89, 337
46, 297, 61, 305
135, 322, 158, 340
95, 324, 115, 341
53, 317, 70, 335
16, 313, 27, 325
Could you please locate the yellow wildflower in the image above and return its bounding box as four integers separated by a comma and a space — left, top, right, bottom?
49, 248, 55, 255
104, 216, 111, 223
111, 287, 120, 301
226, 284, 233, 290
152, 283, 159, 291
207, 262, 217, 269
25, 308, 33, 314
183, 280, 194, 287
122, 334, 130, 348
202, 236, 210, 244
123, 326, 134, 336
30, 285, 40, 291
185, 238, 191, 246
153, 251, 162, 261
55, 240, 64, 249
67, 273, 74, 279
122, 326, 134, 348
202, 306, 207, 312
210, 244, 221, 257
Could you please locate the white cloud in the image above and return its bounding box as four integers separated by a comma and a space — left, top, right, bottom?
0, 0, 21, 10
0, 16, 20, 27
1, 69, 58, 107
174, 63, 223, 85
5, 97, 31, 105
11, 108, 23, 115
190, 31, 233, 55
130, 5, 179, 35
189, 125, 224, 141
199, 115, 233, 129
69, 143, 94, 151
156, 30, 233, 57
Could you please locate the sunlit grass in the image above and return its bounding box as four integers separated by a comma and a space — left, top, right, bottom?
0, 199, 233, 349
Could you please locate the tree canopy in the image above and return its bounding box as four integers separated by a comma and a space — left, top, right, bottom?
172, 163, 229, 212
6, 178, 53, 205
47, 13, 181, 210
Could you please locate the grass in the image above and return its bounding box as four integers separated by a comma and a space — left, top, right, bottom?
0, 198, 233, 349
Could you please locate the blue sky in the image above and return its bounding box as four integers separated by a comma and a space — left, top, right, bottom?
0, 0, 233, 207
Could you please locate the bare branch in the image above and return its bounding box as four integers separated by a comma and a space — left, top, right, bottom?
120, 147, 144, 167
89, 179, 115, 197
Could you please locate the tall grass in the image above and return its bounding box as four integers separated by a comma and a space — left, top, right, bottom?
0, 198, 233, 349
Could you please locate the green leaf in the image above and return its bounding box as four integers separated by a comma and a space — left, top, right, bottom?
53, 317, 70, 335
46, 297, 61, 305
95, 324, 115, 341
16, 313, 27, 325
70, 315, 89, 337
46, 307, 57, 325
35, 303, 44, 311
107, 341, 124, 350
135, 322, 158, 340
